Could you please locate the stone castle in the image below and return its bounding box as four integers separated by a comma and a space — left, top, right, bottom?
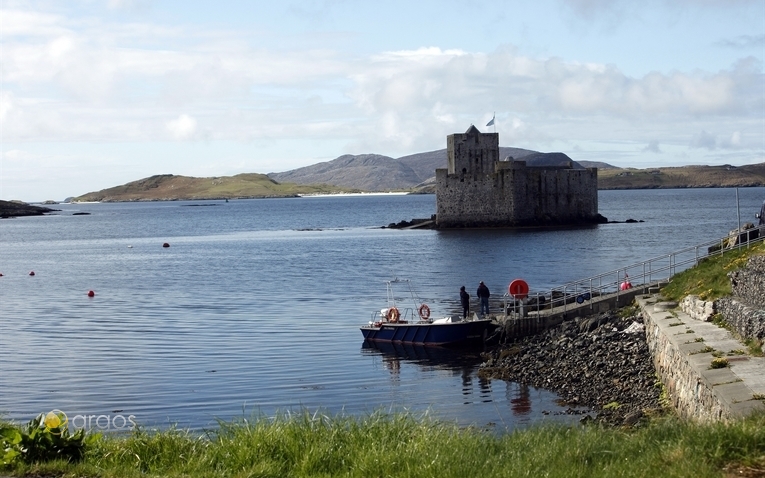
435, 126, 601, 228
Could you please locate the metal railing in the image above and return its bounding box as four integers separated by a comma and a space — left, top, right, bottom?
504, 224, 765, 318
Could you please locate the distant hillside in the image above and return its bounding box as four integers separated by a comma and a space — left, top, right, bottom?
598, 163, 765, 189
67, 157, 765, 203
268, 147, 552, 191
73, 173, 356, 202
579, 161, 619, 169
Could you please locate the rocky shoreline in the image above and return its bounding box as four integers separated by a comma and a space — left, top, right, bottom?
0, 200, 57, 218
479, 308, 664, 426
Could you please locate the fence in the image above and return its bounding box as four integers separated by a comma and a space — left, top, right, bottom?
504, 224, 765, 318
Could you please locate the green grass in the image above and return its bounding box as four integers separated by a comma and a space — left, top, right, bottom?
660, 241, 765, 302
3, 411, 765, 478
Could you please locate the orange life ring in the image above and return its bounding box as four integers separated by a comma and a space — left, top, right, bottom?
418, 304, 431, 320
508, 279, 529, 299
386, 307, 400, 323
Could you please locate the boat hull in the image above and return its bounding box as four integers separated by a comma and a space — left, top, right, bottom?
360, 319, 495, 346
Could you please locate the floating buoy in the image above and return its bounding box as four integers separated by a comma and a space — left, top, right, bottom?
29, 271, 35, 276
0, 273, 3, 277
162, 243, 170, 248
87, 290, 95, 297
128, 245, 133, 248
620, 272, 632, 290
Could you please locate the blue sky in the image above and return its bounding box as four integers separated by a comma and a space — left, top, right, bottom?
1, 0, 763, 201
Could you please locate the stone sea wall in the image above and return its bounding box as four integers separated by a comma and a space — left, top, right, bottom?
643, 252, 765, 422
641, 298, 729, 422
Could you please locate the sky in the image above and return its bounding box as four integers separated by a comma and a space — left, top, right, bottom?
1, 0, 763, 202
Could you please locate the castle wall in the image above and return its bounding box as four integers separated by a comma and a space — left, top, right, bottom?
436, 164, 599, 228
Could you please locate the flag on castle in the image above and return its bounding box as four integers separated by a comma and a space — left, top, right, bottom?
486, 114, 495, 127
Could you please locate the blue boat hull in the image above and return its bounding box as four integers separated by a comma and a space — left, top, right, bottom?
360, 319, 495, 346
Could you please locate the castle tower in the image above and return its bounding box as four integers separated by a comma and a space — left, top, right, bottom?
447, 125, 499, 177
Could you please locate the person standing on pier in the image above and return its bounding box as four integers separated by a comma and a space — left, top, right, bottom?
477, 281, 491, 317
460, 286, 470, 319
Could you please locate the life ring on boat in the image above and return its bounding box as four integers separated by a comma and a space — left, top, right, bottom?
386, 307, 400, 323
418, 304, 431, 320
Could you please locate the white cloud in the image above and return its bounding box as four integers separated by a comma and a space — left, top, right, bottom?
0, 9, 69, 37
643, 141, 662, 153
690, 130, 717, 150
106, 0, 151, 10
720, 131, 742, 149
717, 34, 765, 49
166, 115, 197, 140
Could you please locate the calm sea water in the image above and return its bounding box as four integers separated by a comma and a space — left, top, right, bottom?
1, 188, 763, 432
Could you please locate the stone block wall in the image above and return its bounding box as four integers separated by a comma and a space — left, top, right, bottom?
510, 167, 598, 224
728, 255, 765, 308
679, 295, 716, 322
718, 254, 765, 344
717, 298, 765, 344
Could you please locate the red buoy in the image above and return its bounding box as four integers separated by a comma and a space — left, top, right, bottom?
508, 279, 529, 299
162, 243, 170, 248
29, 271, 35, 276
87, 290, 95, 297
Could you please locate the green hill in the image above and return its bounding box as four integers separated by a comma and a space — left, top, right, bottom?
73, 174, 358, 202
598, 163, 765, 189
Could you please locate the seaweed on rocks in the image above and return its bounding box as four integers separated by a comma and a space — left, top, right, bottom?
479, 310, 664, 427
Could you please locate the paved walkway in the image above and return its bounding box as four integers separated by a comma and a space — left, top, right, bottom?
637, 295, 765, 418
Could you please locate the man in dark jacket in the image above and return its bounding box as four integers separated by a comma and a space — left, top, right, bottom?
477, 281, 490, 317
460, 286, 470, 319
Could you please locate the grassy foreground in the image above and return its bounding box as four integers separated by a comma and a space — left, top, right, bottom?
3, 411, 765, 478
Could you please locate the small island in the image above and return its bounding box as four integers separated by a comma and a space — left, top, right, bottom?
0, 200, 57, 218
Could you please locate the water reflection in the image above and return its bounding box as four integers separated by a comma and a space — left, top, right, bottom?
361, 340, 484, 369
361, 341, 489, 400
361, 341, 588, 423
508, 383, 532, 415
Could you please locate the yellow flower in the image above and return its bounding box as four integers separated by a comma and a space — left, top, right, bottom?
44, 411, 61, 429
